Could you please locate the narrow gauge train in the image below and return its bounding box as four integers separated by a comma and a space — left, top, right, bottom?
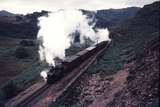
47, 41, 109, 84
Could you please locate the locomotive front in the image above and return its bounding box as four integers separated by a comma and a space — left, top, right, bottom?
47, 64, 64, 84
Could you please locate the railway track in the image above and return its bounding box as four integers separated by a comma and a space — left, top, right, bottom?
15, 84, 49, 107
5, 82, 49, 107
6, 42, 109, 107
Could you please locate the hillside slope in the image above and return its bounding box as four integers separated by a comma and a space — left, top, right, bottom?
51, 1, 159, 107
0, 11, 48, 39
107, 32, 159, 107
0, 10, 16, 17
81, 7, 140, 29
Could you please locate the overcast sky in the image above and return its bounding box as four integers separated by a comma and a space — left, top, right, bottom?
0, 0, 158, 14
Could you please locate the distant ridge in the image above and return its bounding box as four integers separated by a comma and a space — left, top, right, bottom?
0, 10, 16, 17
81, 7, 140, 28
0, 7, 140, 39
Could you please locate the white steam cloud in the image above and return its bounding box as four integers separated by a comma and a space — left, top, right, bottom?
40, 70, 48, 81
37, 9, 110, 66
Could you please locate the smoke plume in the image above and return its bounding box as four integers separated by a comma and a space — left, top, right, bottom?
37, 9, 110, 66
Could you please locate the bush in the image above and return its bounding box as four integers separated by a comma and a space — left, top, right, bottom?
127, 74, 136, 81
0, 100, 4, 107
1, 81, 20, 99
15, 47, 29, 58
19, 40, 35, 47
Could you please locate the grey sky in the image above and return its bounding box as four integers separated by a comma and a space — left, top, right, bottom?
0, 0, 158, 14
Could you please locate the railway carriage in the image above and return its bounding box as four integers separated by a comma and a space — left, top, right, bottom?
47, 41, 109, 84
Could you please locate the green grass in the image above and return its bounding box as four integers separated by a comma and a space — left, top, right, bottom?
86, 22, 159, 75
0, 37, 48, 102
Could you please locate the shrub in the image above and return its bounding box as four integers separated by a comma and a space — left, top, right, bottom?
19, 40, 35, 47
15, 47, 29, 58
1, 81, 20, 99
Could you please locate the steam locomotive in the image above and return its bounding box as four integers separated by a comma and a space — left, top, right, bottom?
47, 41, 109, 84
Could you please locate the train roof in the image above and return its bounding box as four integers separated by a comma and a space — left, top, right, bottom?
76, 46, 95, 56
63, 55, 79, 63
63, 41, 108, 63
86, 46, 95, 51
76, 49, 89, 56
96, 41, 108, 46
